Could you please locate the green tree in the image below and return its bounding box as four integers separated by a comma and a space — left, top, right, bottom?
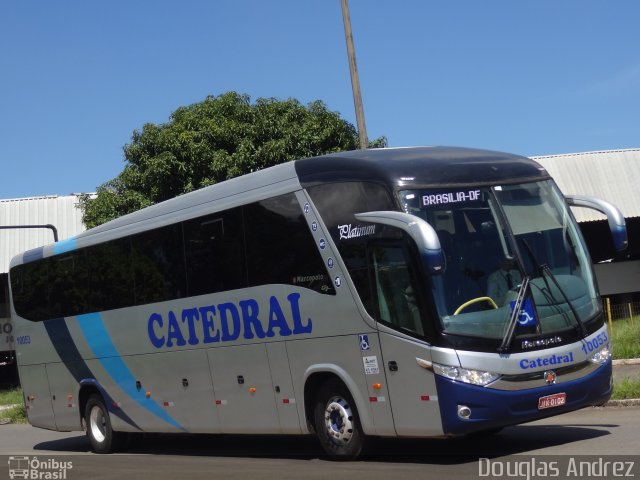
80, 92, 386, 227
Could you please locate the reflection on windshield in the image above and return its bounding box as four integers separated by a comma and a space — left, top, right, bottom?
400, 181, 598, 341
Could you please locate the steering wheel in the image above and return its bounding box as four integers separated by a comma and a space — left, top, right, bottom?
453, 296, 498, 315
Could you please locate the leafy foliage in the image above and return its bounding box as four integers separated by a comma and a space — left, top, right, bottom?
81, 92, 386, 227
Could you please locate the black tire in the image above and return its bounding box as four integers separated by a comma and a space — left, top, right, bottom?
313, 378, 367, 460
84, 394, 125, 454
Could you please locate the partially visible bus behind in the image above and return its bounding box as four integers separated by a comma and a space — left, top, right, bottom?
0, 273, 18, 388
8, 147, 626, 459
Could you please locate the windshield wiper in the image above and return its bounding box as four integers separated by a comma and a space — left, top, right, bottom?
498, 276, 530, 353
519, 239, 588, 338
539, 264, 588, 338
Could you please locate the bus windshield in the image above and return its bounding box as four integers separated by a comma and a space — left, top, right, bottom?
399, 180, 599, 341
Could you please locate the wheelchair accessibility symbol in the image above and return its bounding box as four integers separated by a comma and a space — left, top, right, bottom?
518, 310, 534, 326
510, 298, 537, 327
359, 334, 370, 351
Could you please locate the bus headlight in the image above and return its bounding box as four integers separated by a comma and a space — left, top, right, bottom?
588, 345, 612, 365
432, 363, 501, 386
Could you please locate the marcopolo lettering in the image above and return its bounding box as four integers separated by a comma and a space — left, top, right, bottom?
519, 352, 574, 370
148, 292, 312, 348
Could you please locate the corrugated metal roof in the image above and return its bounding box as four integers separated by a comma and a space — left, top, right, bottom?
0, 194, 87, 273
532, 149, 640, 222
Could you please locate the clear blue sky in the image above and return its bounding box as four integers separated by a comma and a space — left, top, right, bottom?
2, 1, 639, 199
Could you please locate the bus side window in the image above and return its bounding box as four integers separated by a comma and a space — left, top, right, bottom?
86, 239, 134, 312
132, 224, 187, 304
243, 194, 335, 295
10, 261, 50, 321
49, 252, 89, 318
371, 244, 424, 336
183, 208, 246, 297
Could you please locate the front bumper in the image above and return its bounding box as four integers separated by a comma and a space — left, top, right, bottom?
435, 360, 612, 435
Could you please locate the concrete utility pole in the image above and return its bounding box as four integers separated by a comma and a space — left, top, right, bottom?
341, 0, 369, 149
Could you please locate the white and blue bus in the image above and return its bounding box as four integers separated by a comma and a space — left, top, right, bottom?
8, 147, 626, 459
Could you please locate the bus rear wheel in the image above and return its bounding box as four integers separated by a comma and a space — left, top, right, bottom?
313, 378, 366, 460
84, 394, 124, 454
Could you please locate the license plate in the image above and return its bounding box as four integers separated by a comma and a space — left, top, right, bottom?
538, 392, 566, 410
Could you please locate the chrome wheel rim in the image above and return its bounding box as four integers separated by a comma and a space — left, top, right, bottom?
89, 405, 107, 443
324, 396, 354, 445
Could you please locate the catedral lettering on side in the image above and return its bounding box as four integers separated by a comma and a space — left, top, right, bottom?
148, 292, 312, 348
519, 352, 574, 369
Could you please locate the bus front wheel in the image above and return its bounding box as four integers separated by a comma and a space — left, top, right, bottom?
84, 394, 123, 454
313, 378, 366, 460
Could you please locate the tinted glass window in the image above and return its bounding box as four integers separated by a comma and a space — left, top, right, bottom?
11, 190, 336, 322
307, 182, 394, 244
244, 193, 334, 294
11, 261, 50, 321
371, 244, 424, 336
306, 182, 394, 311
86, 239, 134, 312
49, 251, 89, 318
184, 208, 246, 296
338, 243, 372, 312
133, 224, 187, 304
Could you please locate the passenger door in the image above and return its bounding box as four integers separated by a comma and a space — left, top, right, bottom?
371, 243, 443, 436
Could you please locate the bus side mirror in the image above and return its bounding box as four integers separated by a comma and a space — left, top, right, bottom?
354, 211, 445, 274
566, 195, 628, 252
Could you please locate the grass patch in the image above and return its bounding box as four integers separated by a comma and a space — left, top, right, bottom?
0, 403, 26, 423
610, 318, 640, 359
0, 387, 23, 406
611, 378, 640, 400
0, 387, 26, 423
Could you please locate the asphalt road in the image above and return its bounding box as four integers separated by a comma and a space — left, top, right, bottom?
1, 406, 639, 480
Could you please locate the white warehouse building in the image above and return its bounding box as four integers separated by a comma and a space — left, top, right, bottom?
0, 194, 88, 273
533, 149, 640, 302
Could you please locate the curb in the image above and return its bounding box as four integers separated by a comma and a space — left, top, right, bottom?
612, 358, 640, 366
604, 358, 640, 407
604, 398, 640, 407
609, 359, 640, 406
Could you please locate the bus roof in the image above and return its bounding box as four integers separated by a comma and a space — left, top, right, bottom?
90, 146, 547, 235
11, 146, 550, 266
294, 146, 549, 188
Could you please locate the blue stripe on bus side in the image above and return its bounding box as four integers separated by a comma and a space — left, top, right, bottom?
43, 318, 140, 430
53, 238, 77, 255
76, 312, 185, 431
